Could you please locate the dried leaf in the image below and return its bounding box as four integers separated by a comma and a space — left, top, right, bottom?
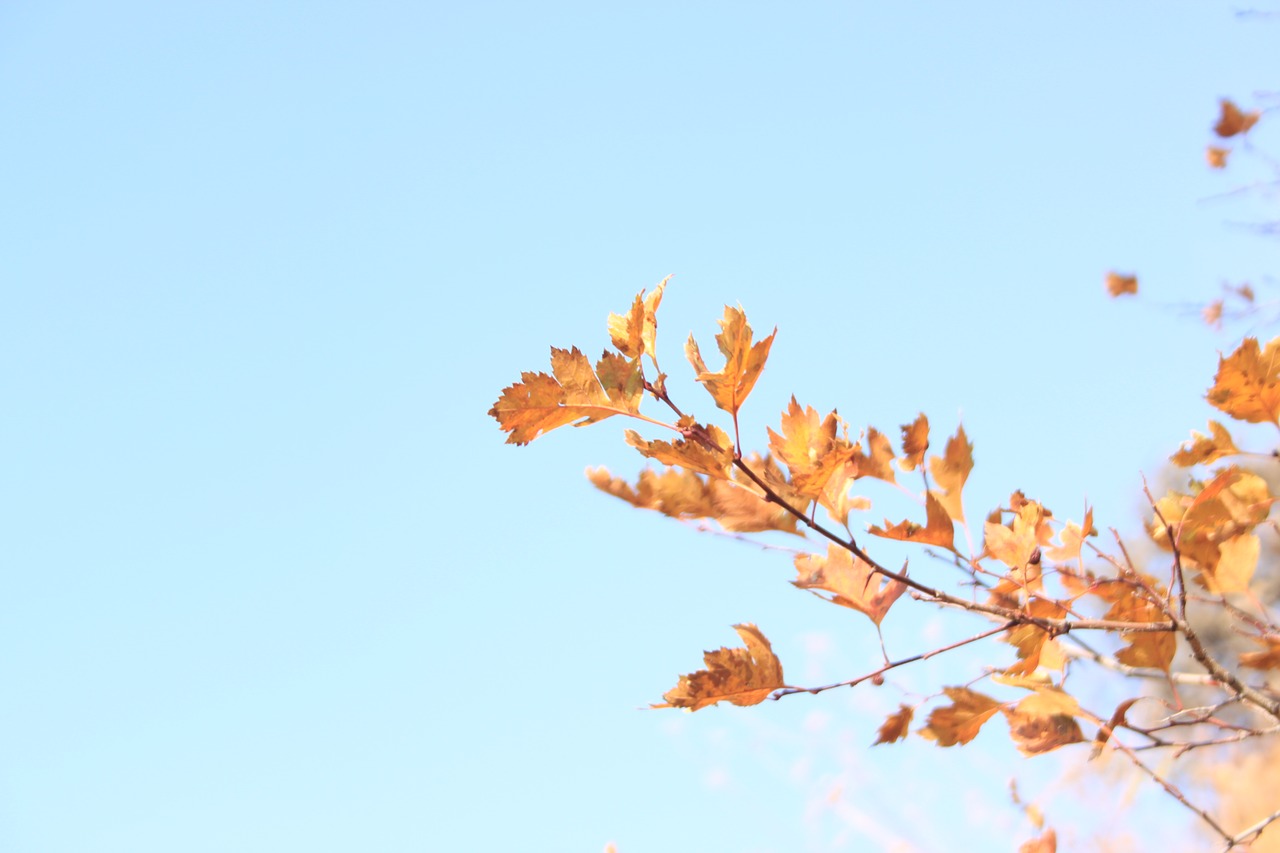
1091, 578, 1176, 671
899, 413, 929, 471
1239, 635, 1280, 670
587, 464, 799, 534
869, 492, 956, 551
1206, 146, 1229, 169
1106, 272, 1138, 297
929, 426, 973, 522
625, 422, 735, 481
1091, 698, 1140, 759
767, 399, 856, 500
1003, 706, 1084, 756
653, 624, 786, 711
920, 687, 1002, 746
1043, 508, 1094, 563
1206, 337, 1280, 425
685, 306, 776, 417
793, 544, 907, 626
491, 347, 644, 445
1214, 98, 1261, 138
873, 704, 915, 745
1171, 421, 1239, 467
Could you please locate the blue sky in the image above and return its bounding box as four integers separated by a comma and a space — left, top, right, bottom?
3, 2, 1276, 851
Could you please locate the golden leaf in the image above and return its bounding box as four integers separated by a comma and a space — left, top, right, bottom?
869, 492, 956, 551
899, 413, 929, 472
792, 544, 907, 626
920, 687, 1002, 746
607, 276, 670, 364
1214, 98, 1261, 138
1091, 578, 1175, 671
852, 426, 897, 483
1105, 272, 1138, 297
1001, 600, 1070, 675
1171, 421, 1239, 467
1043, 508, 1093, 563
1206, 336, 1280, 425
929, 426, 973, 522
873, 704, 915, 745
767, 398, 856, 500
624, 424, 735, 481
653, 624, 786, 711
490, 347, 644, 445
685, 306, 776, 417
1206, 146, 1229, 169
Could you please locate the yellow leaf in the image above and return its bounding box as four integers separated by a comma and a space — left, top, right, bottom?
873, 704, 915, 745
767, 398, 856, 500
792, 544, 907, 626
1206, 337, 1280, 425
685, 306, 777, 417
1105, 272, 1138, 297
929, 426, 973, 522
1206, 146, 1230, 169
653, 624, 786, 711
607, 276, 670, 364
1239, 635, 1280, 670
869, 492, 956, 551
490, 347, 643, 445
1171, 421, 1239, 467
1019, 828, 1058, 853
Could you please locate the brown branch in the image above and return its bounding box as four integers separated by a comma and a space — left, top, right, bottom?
770, 622, 1013, 699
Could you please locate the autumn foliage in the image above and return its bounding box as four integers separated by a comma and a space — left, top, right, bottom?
491, 98, 1279, 850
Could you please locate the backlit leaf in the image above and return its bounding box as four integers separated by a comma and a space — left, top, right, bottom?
1206, 336, 1280, 425
767, 398, 856, 500
1239, 635, 1280, 670
920, 687, 1002, 746
490, 346, 644, 445
869, 492, 956, 550
792, 544, 907, 626
607, 276, 670, 364
624, 424, 735, 481
685, 306, 776, 417
929, 426, 973, 522
653, 624, 786, 711
1171, 421, 1239, 467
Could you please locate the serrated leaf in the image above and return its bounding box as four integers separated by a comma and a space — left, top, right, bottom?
767, 398, 856, 500
625, 423, 734, 480
1206, 337, 1280, 425
869, 492, 955, 550
490, 346, 644, 445
685, 306, 776, 417
607, 276, 670, 364
929, 426, 973, 522
653, 624, 786, 711
792, 544, 907, 626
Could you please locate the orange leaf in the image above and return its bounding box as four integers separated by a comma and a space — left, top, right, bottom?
1206, 337, 1280, 425
1214, 98, 1261, 138
625, 420, 734, 480
1043, 508, 1093, 563
1091, 579, 1175, 671
490, 347, 644, 445
1019, 829, 1057, 853
767, 398, 856, 500
899, 413, 929, 472
1206, 146, 1230, 169
869, 492, 956, 550
929, 426, 973, 522
607, 276, 670, 364
653, 624, 786, 711
920, 687, 1002, 746
873, 704, 915, 745
792, 544, 907, 626
1091, 697, 1140, 759
1171, 421, 1239, 467
852, 426, 897, 483
1239, 635, 1280, 670
685, 306, 776, 417
1105, 272, 1138, 297
1003, 707, 1084, 756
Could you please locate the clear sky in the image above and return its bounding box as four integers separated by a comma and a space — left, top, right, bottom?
2, 2, 1276, 851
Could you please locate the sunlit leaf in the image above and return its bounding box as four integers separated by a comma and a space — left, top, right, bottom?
920, 687, 1002, 746
899, 413, 929, 472
873, 704, 915, 745
490, 347, 644, 445
869, 492, 956, 550
1206, 337, 1280, 425
653, 624, 786, 711
1213, 98, 1261, 138
1105, 272, 1138, 297
792, 544, 907, 626
685, 306, 776, 417
1171, 421, 1239, 467
929, 426, 973, 522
